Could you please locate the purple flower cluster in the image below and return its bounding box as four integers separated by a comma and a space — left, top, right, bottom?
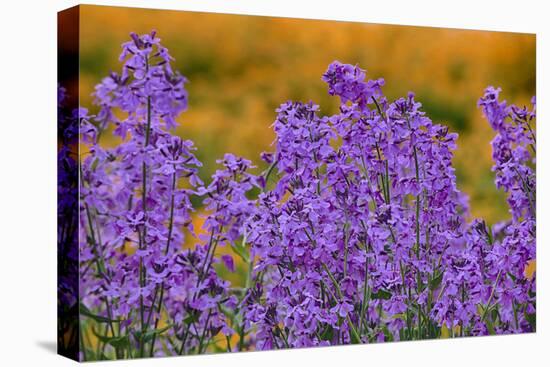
79, 32, 250, 359
76, 33, 536, 360
245, 63, 536, 346
246, 62, 473, 346
427, 88, 537, 336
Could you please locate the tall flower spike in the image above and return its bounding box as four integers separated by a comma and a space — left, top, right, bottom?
78, 32, 230, 359
95, 30, 188, 134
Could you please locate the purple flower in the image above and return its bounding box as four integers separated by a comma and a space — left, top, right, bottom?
221, 254, 235, 272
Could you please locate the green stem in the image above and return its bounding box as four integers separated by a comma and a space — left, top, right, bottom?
177, 324, 191, 355
164, 170, 177, 255
148, 169, 177, 356
481, 269, 502, 323
263, 159, 279, 192
197, 311, 212, 354
359, 244, 370, 334
276, 325, 290, 348
138, 65, 152, 356
321, 263, 361, 343
409, 115, 424, 339
83, 202, 120, 354
177, 220, 223, 355
79, 323, 87, 361
343, 222, 349, 278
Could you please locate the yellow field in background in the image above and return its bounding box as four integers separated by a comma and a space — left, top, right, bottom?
79, 5, 535, 225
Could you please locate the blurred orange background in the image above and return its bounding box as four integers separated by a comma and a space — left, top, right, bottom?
78, 4, 535, 227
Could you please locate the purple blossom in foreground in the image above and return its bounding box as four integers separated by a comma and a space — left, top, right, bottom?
246, 62, 473, 346
245, 63, 535, 347
79, 32, 247, 360
76, 34, 535, 360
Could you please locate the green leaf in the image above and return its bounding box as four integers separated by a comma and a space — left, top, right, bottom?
184, 313, 198, 325
525, 310, 536, 330
80, 303, 120, 324
484, 319, 496, 335
230, 243, 249, 263
212, 343, 226, 353
91, 327, 130, 349
219, 303, 240, 325
319, 325, 334, 341
429, 271, 444, 290
382, 325, 394, 342
371, 289, 392, 300
477, 304, 484, 316
82, 348, 97, 361
392, 312, 407, 320
90, 157, 99, 172
135, 324, 174, 343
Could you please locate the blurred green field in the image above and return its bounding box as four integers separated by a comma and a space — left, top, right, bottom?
78, 5, 535, 226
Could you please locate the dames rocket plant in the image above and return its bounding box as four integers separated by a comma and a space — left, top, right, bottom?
76, 32, 536, 360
